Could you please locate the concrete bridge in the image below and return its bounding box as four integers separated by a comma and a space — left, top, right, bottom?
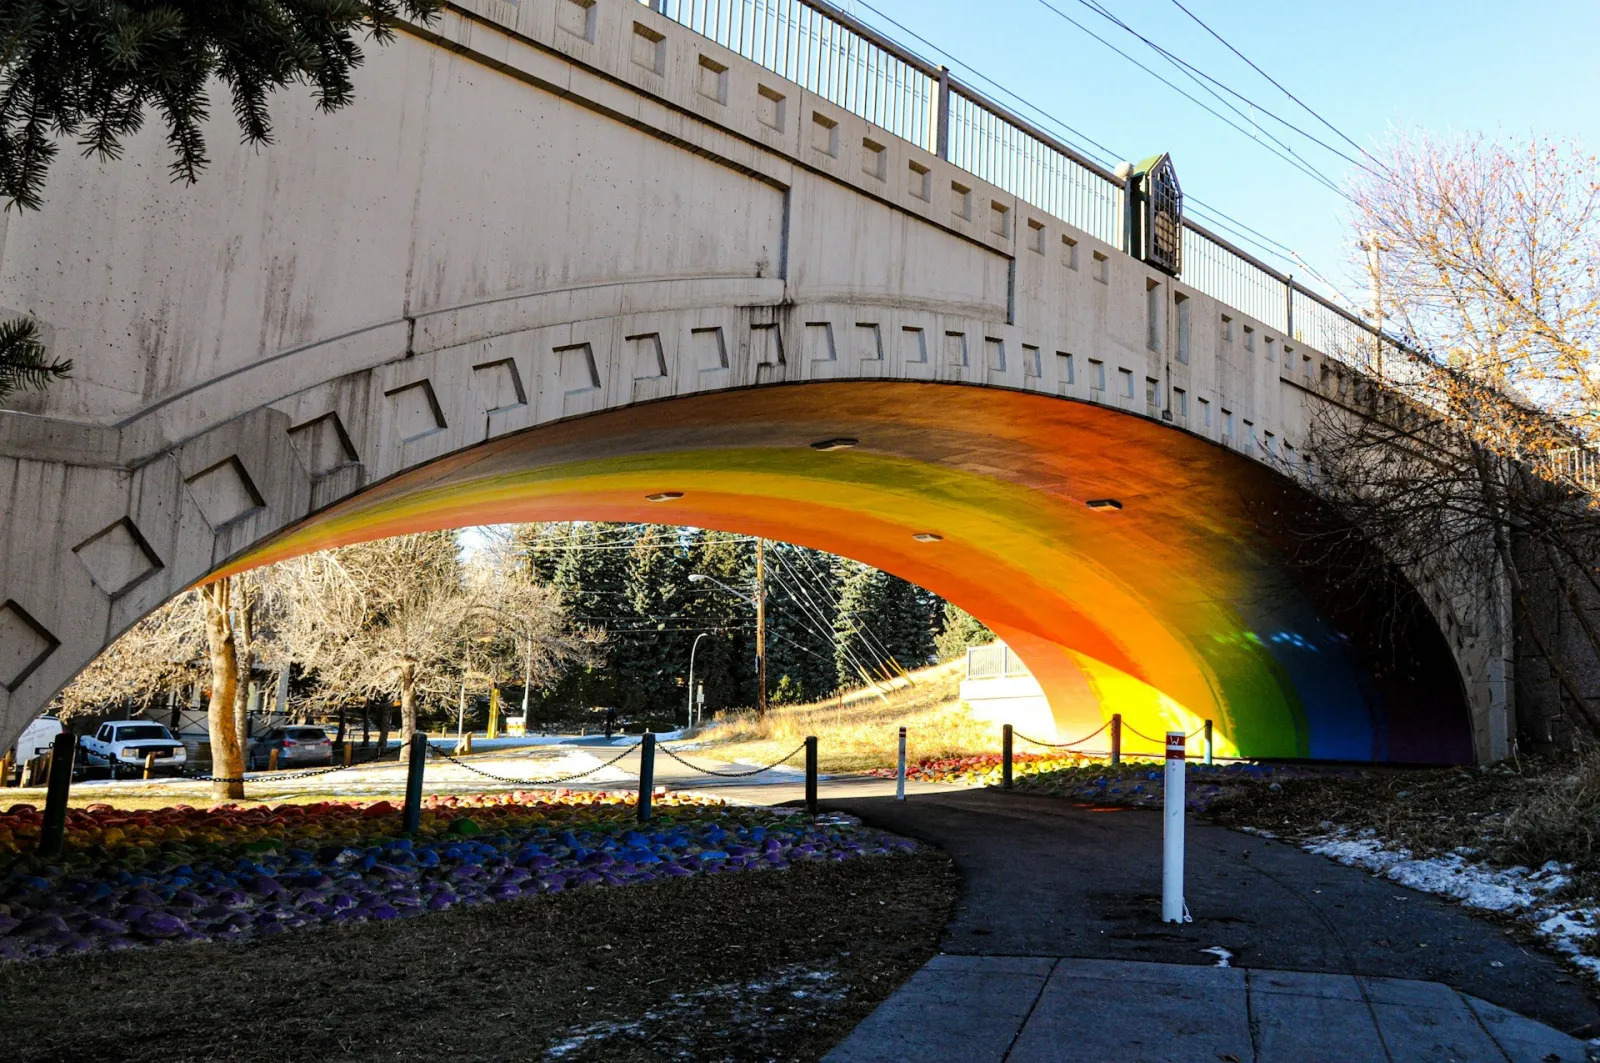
0, 0, 1508, 762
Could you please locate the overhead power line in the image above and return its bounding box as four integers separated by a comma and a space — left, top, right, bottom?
850, 0, 1346, 281
1162, 0, 1388, 174
1022, 0, 1349, 198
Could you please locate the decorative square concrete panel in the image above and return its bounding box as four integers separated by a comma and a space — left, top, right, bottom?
383, 381, 446, 443
182, 456, 265, 529
72, 518, 162, 597
287, 413, 360, 477
0, 600, 57, 692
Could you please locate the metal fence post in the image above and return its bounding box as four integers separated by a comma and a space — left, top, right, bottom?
935, 67, 952, 160
1110, 713, 1122, 765
1204, 720, 1215, 766
1162, 731, 1189, 924
805, 736, 818, 814
637, 734, 657, 822
37, 733, 76, 857
401, 734, 426, 835
1002, 724, 1014, 790
895, 726, 907, 801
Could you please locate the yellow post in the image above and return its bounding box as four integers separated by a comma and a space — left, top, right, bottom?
143, 752, 156, 780
488, 688, 500, 741
1, 748, 13, 787
268, 747, 279, 772
344, 742, 353, 767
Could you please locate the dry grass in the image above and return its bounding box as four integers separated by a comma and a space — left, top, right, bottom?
697, 663, 997, 774
1210, 744, 1600, 889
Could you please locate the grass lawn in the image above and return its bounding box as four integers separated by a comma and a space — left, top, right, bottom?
0, 849, 957, 1063
697, 663, 1000, 775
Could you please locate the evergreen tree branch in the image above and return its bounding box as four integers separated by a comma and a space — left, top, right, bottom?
0, 316, 71, 397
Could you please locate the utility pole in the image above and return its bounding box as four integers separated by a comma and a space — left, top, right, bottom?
1362, 233, 1385, 380
755, 537, 767, 719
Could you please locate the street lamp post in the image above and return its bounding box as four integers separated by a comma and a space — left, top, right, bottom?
688, 555, 768, 718
686, 632, 710, 729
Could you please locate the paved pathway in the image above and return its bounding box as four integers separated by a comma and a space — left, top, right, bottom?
825, 955, 1589, 1062
821, 790, 1600, 1061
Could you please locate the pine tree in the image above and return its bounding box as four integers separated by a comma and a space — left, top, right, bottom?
682, 530, 757, 713
0, 1, 442, 211
935, 603, 995, 661
764, 542, 840, 702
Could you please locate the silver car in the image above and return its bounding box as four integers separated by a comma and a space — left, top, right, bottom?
247, 726, 334, 769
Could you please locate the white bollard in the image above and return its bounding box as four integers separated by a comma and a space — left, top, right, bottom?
1163, 730, 1190, 924
895, 726, 907, 801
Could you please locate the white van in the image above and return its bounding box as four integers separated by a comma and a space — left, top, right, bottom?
10, 715, 63, 762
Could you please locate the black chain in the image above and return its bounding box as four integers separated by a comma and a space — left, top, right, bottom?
1013, 719, 1109, 749
657, 741, 806, 778
188, 744, 394, 785
424, 741, 641, 786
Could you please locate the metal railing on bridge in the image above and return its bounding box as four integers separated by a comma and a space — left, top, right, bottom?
964, 642, 1032, 681
640, 0, 1383, 356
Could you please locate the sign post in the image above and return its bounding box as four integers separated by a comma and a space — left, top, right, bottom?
895, 726, 907, 802
1162, 730, 1189, 924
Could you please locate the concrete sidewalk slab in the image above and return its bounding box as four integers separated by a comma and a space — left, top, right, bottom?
823, 955, 1055, 1063
1006, 959, 1251, 1063
824, 956, 1592, 1063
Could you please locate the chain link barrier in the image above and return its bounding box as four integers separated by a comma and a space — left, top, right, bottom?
1012, 719, 1110, 749
186, 742, 395, 785
657, 741, 807, 778
424, 741, 641, 786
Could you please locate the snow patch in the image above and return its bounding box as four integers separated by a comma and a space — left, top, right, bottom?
1304, 829, 1600, 985
543, 965, 844, 1060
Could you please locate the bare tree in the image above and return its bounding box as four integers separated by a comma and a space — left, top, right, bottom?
1299, 131, 1600, 747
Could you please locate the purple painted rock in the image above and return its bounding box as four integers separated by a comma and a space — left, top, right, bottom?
117, 904, 150, 924
447, 865, 482, 881
661, 864, 693, 877
103, 936, 138, 952
216, 889, 251, 908
426, 895, 455, 911
370, 905, 400, 921
16, 914, 70, 937
328, 894, 356, 910
86, 916, 129, 935
250, 876, 285, 897
133, 911, 187, 939
500, 867, 531, 883
305, 903, 336, 918
0, 914, 19, 935
295, 889, 327, 908
259, 922, 287, 936
576, 871, 604, 887
488, 884, 520, 900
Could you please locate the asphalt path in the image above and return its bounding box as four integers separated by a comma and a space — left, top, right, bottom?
824, 788, 1600, 1041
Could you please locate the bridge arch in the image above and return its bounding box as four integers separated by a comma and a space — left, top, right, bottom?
0, 0, 1488, 759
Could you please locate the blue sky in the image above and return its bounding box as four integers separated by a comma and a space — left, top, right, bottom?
840, 0, 1600, 302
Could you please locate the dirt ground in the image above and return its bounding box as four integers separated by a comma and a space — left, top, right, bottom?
0, 850, 957, 1063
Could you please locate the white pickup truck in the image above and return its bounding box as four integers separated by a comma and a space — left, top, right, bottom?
81, 721, 187, 778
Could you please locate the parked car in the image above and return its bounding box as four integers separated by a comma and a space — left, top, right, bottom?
81, 721, 186, 779
247, 726, 333, 770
